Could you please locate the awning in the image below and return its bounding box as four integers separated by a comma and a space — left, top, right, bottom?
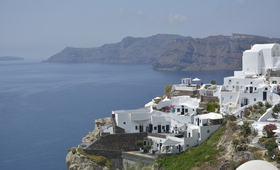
133, 119, 149, 125
163, 138, 181, 146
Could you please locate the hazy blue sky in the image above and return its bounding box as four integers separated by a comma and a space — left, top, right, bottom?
1, 0, 280, 61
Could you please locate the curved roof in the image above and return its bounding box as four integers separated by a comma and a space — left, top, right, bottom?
249, 43, 276, 52
236, 160, 277, 170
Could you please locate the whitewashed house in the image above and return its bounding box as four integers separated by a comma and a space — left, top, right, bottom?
220, 43, 280, 116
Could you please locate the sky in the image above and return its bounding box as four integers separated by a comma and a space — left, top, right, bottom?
1, 0, 280, 61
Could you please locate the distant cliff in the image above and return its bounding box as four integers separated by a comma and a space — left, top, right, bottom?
45, 34, 183, 64
153, 34, 280, 71
45, 33, 280, 71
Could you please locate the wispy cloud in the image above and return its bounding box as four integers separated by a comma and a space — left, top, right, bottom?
167, 14, 187, 23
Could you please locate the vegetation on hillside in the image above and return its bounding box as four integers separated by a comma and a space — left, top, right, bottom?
155, 124, 226, 169
70, 147, 113, 168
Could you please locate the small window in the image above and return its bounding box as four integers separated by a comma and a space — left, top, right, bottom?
185, 109, 188, 112
135, 126, 138, 130
255, 87, 257, 90
237, 82, 239, 84
254, 98, 256, 101
154, 127, 157, 130
265, 87, 268, 90
251, 82, 253, 84
193, 109, 194, 111
207, 130, 210, 133
123, 122, 126, 124
177, 108, 180, 112
162, 126, 165, 129
188, 133, 191, 137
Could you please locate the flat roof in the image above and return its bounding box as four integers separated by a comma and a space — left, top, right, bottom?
196, 113, 223, 119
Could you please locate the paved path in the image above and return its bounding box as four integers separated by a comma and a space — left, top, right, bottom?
125, 151, 155, 159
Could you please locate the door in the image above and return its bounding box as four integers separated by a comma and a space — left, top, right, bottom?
250, 87, 253, 93
244, 98, 248, 105
149, 124, 153, 133
166, 125, 170, 133
139, 125, 143, 132
158, 125, 161, 133
263, 91, 267, 100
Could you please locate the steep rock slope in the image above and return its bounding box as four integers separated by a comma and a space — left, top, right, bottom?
45, 34, 183, 63
152, 34, 280, 71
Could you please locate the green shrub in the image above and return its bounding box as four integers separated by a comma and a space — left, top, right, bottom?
204, 85, 211, 89
77, 148, 112, 168
258, 101, 264, 107
265, 101, 272, 109
206, 102, 218, 112
228, 114, 237, 121
210, 80, 217, 85
71, 147, 77, 154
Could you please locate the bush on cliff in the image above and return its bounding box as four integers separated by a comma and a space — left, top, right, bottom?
77, 148, 112, 168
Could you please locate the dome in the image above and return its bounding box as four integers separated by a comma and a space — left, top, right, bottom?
237, 160, 277, 170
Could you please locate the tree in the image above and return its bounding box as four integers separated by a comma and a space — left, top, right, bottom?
263, 124, 277, 138
264, 138, 278, 157
240, 122, 251, 136
210, 79, 217, 85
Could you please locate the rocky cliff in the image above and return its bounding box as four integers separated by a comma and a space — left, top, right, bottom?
152, 34, 280, 71
66, 150, 111, 170
45, 34, 183, 64
66, 117, 112, 170
45, 33, 280, 71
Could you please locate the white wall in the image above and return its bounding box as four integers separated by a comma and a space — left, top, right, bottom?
199, 125, 220, 142
242, 51, 260, 74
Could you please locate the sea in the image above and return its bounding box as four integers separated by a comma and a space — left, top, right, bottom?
0, 60, 233, 170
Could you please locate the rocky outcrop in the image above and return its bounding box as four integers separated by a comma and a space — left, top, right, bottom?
82, 117, 111, 143
67, 117, 113, 170
66, 150, 110, 170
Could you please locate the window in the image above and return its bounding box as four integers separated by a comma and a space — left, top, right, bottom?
188, 133, 191, 137
251, 82, 253, 84
255, 87, 257, 90
265, 87, 268, 90
177, 108, 180, 112
123, 122, 126, 124
254, 98, 256, 101
162, 126, 165, 129
185, 109, 188, 112
135, 126, 138, 130
154, 127, 157, 130
207, 130, 210, 133
230, 96, 232, 99
237, 82, 239, 84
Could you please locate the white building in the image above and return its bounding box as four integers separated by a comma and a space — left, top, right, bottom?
220, 43, 280, 116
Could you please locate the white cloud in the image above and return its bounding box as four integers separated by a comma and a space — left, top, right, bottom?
167, 14, 187, 23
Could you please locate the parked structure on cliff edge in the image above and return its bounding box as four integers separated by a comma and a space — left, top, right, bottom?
85, 43, 280, 155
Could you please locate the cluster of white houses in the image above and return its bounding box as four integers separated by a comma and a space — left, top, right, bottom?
99, 43, 280, 154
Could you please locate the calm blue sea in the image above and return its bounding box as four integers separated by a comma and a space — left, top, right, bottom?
0, 61, 233, 170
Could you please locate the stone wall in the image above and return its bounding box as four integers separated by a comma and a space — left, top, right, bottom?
111, 114, 125, 134
83, 149, 123, 170
201, 95, 219, 103
87, 132, 148, 151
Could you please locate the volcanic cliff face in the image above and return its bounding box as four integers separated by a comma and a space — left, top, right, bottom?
152, 34, 280, 71
45, 33, 280, 71
45, 34, 183, 64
